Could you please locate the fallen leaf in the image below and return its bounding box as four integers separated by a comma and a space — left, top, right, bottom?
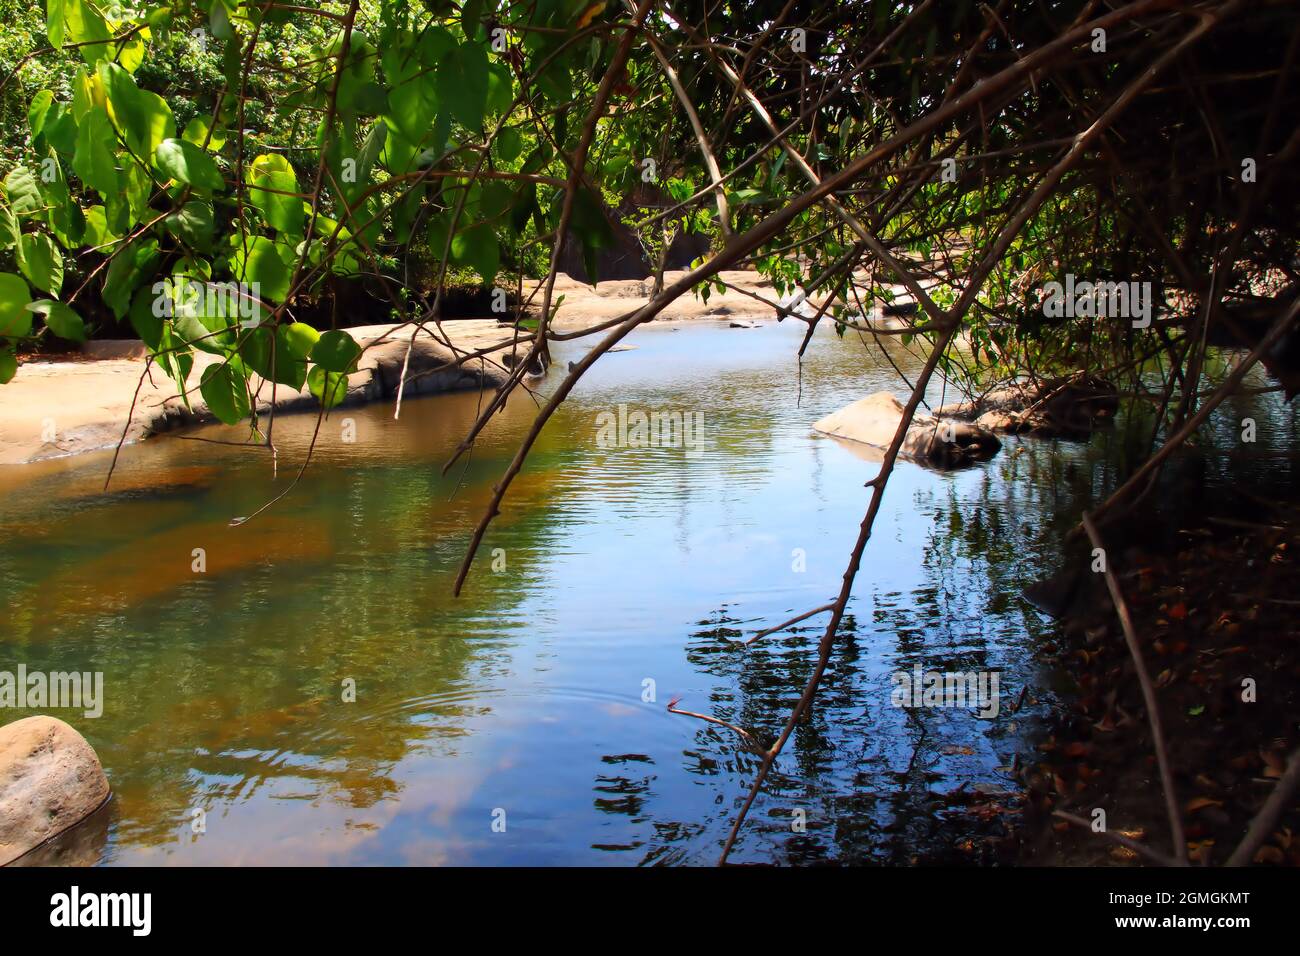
1254, 845, 1284, 865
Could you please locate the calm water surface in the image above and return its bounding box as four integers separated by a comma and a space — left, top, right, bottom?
1, 319, 1293, 864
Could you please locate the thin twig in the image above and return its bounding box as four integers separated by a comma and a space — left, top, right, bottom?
1082, 511, 1188, 864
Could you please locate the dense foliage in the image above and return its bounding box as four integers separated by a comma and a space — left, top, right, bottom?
1, 0, 1296, 431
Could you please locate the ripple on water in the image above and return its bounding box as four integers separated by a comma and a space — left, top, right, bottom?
4, 323, 1295, 864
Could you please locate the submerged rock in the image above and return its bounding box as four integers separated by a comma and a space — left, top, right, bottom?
813, 392, 1001, 468
0, 716, 110, 866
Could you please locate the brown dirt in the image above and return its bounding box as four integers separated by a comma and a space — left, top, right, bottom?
1014, 497, 1300, 866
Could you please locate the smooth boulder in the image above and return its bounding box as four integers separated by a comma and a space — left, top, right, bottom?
0, 716, 110, 865
813, 392, 1000, 468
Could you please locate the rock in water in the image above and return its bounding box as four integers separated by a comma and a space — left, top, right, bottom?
936, 376, 1118, 437
813, 392, 1001, 468
0, 716, 110, 865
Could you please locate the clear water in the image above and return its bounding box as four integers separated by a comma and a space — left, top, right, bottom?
1, 319, 1294, 865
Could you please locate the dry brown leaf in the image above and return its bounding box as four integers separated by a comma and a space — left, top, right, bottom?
1254, 845, 1285, 865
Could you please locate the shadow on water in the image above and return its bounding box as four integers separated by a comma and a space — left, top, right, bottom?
2, 319, 1296, 864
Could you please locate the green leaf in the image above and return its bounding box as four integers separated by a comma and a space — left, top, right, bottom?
3, 166, 43, 217
327, 121, 387, 244
27, 91, 55, 140
100, 62, 176, 160
567, 186, 615, 283
46, 0, 67, 48
28, 299, 85, 341
249, 153, 302, 234
18, 234, 64, 295
324, 31, 377, 113
200, 361, 251, 425
36, 101, 78, 157
496, 127, 523, 162
309, 329, 361, 373
387, 74, 438, 143
283, 321, 320, 357
81, 205, 117, 246
163, 200, 215, 252
65, 0, 113, 65
116, 31, 146, 75
479, 180, 514, 220
485, 62, 514, 115
308, 365, 348, 408
171, 307, 229, 356
230, 235, 292, 304
70, 66, 103, 120
0, 201, 20, 250
102, 238, 159, 319
0, 348, 16, 384
128, 286, 163, 349
381, 26, 453, 145
510, 182, 538, 232
534, 54, 573, 106
438, 42, 489, 131
350, 121, 388, 198
37, 151, 83, 248
154, 138, 225, 194
151, 323, 194, 399
119, 162, 153, 226
461, 0, 485, 38
241, 321, 317, 390
168, 272, 245, 352
72, 108, 120, 196
451, 224, 500, 286
0, 273, 34, 338
182, 116, 226, 151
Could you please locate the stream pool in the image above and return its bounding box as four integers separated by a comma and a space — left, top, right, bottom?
1, 318, 1293, 865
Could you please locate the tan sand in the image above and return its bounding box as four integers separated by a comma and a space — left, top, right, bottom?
0, 320, 517, 465
0, 268, 926, 466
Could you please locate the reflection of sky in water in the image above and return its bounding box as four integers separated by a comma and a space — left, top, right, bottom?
1, 319, 1295, 865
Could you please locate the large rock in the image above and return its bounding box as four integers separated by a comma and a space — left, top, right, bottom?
0, 716, 110, 865
813, 392, 1001, 468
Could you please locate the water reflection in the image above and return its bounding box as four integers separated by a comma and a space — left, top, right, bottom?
0, 319, 1295, 864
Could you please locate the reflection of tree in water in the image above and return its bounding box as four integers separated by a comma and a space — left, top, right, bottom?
612, 426, 1153, 864
608, 383, 1300, 864
590, 753, 654, 854
0, 452, 571, 853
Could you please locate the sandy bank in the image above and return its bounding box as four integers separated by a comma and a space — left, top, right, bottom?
530, 268, 927, 329
1, 267, 932, 466
0, 320, 515, 465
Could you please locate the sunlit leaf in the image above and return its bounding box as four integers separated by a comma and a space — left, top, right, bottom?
200, 360, 251, 425
17, 234, 64, 295
0, 274, 35, 338
28, 299, 85, 341
154, 138, 225, 194
249, 153, 303, 235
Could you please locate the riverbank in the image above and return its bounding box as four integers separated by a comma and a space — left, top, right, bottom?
1, 268, 932, 466
535, 268, 929, 330
1015, 495, 1300, 866
0, 320, 516, 465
